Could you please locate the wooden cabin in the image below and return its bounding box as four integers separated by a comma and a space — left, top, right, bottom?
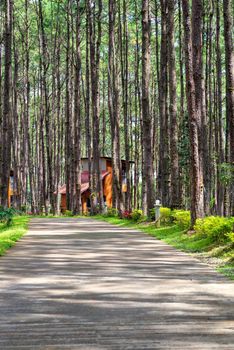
7, 170, 16, 207
57, 157, 131, 213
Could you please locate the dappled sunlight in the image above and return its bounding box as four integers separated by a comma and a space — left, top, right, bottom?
0, 218, 233, 349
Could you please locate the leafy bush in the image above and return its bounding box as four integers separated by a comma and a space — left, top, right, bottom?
131, 209, 143, 222
104, 207, 118, 217
64, 210, 73, 217
122, 210, 132, 220
149, 208, 156, 221
0, 208, 17, 226
20, 205, 27, 213
160, 207, 172, 223
172, 210, 191, 229
226, 232, 234, 243
194, 216, 233, 242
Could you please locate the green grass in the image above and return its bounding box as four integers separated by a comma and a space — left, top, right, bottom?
0, 216, 29, 256
93, 215, 234, 280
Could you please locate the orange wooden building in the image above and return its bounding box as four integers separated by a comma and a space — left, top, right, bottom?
57, 157, 130, 213
7, 170, 16, 207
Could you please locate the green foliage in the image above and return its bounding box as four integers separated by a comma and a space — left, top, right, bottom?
172, 210, 191, 229
131, 209, 143, 222
64, 210, 73, 217
104, 207, 118, 218
20, 205, 27, 213
149, 208, 156, 221
227, 232, 234, 243
160, 207, 172, 223
218, 163, 234, 186
0, 216, 29, 255
194, 216, 233, 242
0, 207, 18, 226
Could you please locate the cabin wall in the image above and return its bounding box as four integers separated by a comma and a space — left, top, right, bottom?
104, 160, 113, 207
61, 194, 66, 213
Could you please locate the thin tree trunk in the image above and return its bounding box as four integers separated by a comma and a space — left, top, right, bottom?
158, 0, 169, 207
216, 1, 225, 216
168, 0, 179, 209
73, 0, 82, 214
108, 0, 123, 214
182, 0, 205, 227
38, 0, 54, 213
223, 0, 234, 216
1, 0, 13, 208
142, 0, 154, 216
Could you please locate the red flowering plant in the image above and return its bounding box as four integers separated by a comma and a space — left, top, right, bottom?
122, 210, 132, 220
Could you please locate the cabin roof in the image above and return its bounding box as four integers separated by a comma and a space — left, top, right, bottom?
81, 156, 135, 163
57, 171, 109, 195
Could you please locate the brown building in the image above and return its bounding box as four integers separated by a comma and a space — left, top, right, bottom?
7, 170, 16, 207
58, 157, 130, 213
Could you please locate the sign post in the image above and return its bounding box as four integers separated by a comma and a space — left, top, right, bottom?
155, 199, 161, 227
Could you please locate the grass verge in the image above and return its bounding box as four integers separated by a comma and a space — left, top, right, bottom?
0, 216, 29, 256
93, 215, 234, 280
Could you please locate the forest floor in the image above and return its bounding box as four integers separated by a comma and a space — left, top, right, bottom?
0, 217, 233, 349
93, 215, 234, 281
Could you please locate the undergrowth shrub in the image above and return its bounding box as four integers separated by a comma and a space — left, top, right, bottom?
172, 210, 191, 229
131, 209, 143, 222
64, 210, 73, 217
160, 207, 172, 224
227, 232, 234, 243
0, 207, 17, 226
104, 207, 118, 217
122, 210, 132, 220
194, 216, 233, 242
149, 208, 156, 221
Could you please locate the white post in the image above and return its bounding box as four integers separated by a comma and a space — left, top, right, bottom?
155, 199, 161, 227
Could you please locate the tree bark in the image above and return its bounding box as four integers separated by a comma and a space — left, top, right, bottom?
158, 0, 170, 207
182, 0, 205, 227
223, 0, 234, 215
168, 0, 179, 209
1, 0, 13, 207
142, 0, 154, 216
73, 0, 82, 214
108, 0, 123, 214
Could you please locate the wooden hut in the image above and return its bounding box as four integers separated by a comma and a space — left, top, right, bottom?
57, 157, 131, 213
7, 170, 16, 207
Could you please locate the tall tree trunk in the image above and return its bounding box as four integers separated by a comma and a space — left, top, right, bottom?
216, 1, 225, 216
38, 0, 54, 213
223, 0, 234, 216
1, 0, 13, 207
121, 0, 130, 211
168, 0, 179, 209
182, 0, 205, 227
108, 0, 123, 214
142, 0, 154, 216
87, 0, 104, 213
24, 0, 35, 213
158, 0, 169, 207
65, 1, 71, 211
191, 0, 207, 215
73, 0, 82, 214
